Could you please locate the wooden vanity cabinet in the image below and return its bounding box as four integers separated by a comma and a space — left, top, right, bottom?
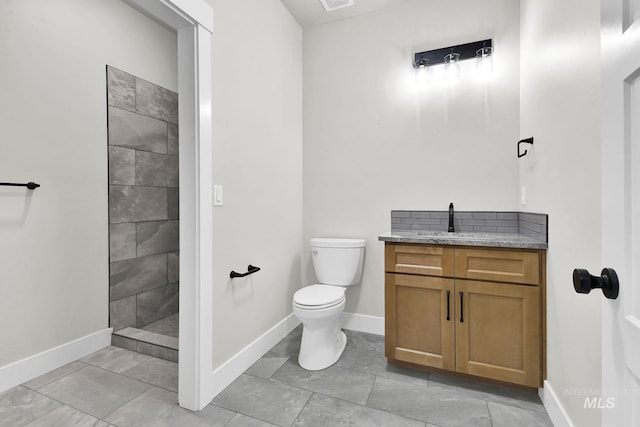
385, 243, 545, 388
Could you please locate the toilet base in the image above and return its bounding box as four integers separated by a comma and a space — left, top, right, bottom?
299, 329, 346, 371
294, 299, 346, 371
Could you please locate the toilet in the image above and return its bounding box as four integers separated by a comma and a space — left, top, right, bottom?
293, 237, 366, 371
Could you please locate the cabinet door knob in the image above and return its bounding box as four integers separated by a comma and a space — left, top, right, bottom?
572, 268, 619, 300
446, 290, 451, 321
459, 292, 464, 323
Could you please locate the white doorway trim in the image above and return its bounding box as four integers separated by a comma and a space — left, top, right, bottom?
123, 0, 213, 411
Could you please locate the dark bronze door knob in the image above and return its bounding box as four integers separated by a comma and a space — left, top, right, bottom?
573, 268, 619, 300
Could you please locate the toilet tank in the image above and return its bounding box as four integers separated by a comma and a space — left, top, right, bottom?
310, 238, 365, 286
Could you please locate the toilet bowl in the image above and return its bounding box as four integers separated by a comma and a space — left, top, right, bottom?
293, 238, 365, 371
293, 285, 347, 370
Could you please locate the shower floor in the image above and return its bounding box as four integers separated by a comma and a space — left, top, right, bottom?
142, 313, 179, 338
111, 314, 179, 362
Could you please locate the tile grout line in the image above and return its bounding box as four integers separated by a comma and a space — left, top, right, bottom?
265, 368, 380, 416
108, 183, 180, 190
118, 373, 177, 394
362, 375, 376, 408
268, 355, 293, 379
22, 361, 90, 391
80, 358, 151, 377
109, 146, 179, 159
100, 384, 156, 422
427, 376, 547, 413
113, 328, 179, 350
362, 375, 434, 426
487, 399, 495, 427
21, 405, 63, 427
209, 399, 283, 427
288, 391, 315, 427
29, 384, 101, 425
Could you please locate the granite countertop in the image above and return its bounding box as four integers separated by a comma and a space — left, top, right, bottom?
378, 231, 548, 250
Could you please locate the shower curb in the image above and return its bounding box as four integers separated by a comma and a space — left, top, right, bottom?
112, 327, 178, 363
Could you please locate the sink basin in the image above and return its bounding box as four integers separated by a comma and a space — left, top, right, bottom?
416, 231, 496, 240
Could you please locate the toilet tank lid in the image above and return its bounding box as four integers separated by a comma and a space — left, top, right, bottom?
310, 238, 366, 248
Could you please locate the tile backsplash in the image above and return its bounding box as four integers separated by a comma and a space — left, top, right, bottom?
391, 210, 548, 243
518, 212, 549, 243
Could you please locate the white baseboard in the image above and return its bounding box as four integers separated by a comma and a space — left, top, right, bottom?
206, 312, 384, 402
0, 328, 112, 393
342, 312, 385, 335
208, 314, 300, 399
540, 380, 574, 427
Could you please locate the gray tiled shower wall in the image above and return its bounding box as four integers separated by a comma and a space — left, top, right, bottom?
107, 66, 179, 334
391, 210, 548, 243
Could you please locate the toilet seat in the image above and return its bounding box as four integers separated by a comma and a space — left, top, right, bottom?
293, 285, 345, 310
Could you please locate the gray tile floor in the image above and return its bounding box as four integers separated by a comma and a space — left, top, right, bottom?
0, 327, 553, 427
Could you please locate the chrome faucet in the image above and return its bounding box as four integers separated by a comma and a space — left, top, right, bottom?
448, 203, 455, 232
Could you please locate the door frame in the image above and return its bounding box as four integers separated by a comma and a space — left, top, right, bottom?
124, 0, 213, 411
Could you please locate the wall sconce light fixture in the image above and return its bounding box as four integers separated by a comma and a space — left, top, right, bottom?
444, 52, 460, 81
414, 57, 431, 86
413, 39, 493, 82
476, 45, 493, 77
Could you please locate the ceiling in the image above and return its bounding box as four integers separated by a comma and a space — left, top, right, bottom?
280, 0, 396, 28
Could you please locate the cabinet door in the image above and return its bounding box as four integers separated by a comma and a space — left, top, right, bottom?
385, 244, 454, 276
455, 279, 541, 387
385, 273, 455, 370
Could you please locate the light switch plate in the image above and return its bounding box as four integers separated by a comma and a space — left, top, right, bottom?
214, 185, 223, 207
520, 186, 526, 206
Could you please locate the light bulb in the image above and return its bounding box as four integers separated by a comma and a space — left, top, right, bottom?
444, 53, 460, 82
476, 47, 493, 79
414, 58, 430, 88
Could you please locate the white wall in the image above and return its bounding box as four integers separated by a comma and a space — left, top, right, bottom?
208, 0, 303, 367
0, 0, 177, 367
303, 0, 521, 316
519, 1, 602, 426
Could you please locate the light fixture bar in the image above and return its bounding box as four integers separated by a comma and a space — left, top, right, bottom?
414, 39, 492, 68
319, 0, 354, 12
